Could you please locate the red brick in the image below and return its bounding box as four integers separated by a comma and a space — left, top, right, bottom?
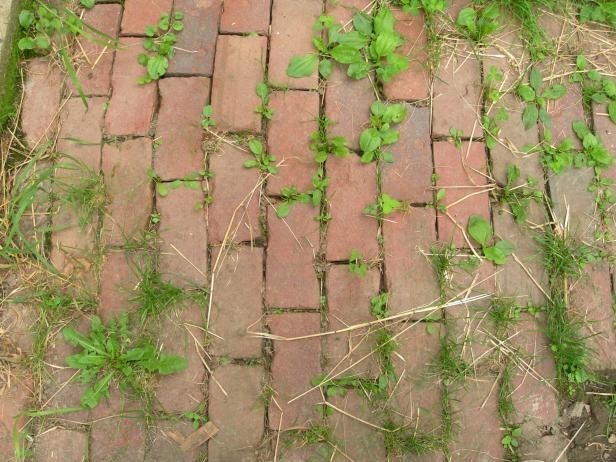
382, 105, 432, 203
99, 251, 141, 322
269, 0, 321, 90
21, 58, 62, 148
325, 64, 373, 151
268, 312, 321, 429
266, 91, 320, 194
330, 393, 387, 460
449, 377, 505, 461
101, 138, 153, 245
434, 141, 490, 248
208, 365, 265, 460
167, 0, 221, 76
326, 0, 369, 24
157, 186, 208, 286
208, 143, 261, 243
383, 9, 430, 101
210, 246, 263, 358
90, 415, 146, 462
570, 264, 616, 370
548, 82, 585, 144
432, 46, 482, 138
33, 428, 88, 461
326, 154, 378, 261
104, 37, 157, 135
76, 4, 122, 95
155, 77, 210, 180
155, 304, 205, 412
210, 35, 266, 132
384, 208, 440, 317
145, 422, 199, 462
220, 0, 271, 34
121, 0, 173, 35
324, 266, 380, 377
266, 202, 320, 309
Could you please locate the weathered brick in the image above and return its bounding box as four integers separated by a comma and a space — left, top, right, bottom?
324, 265, 380, 377
145, 422, 199, 462
325, 64, 373, 151
104, 37, 157, 136
33, 428, 88, 462
90, 414, 146, 462
220, 0, 271, 34
210, 35, 266, 132
434, 141, 490, 248
99, 251, 141, 322
326, 154, 378, 261
208, 365, 265, 461
330, 393, 387, 460
121, 0, 173, 35
278, 444, 329, 462
267, 91, 320, 194
268, 0, 321, 90
570, 264, 616, 370
101, 138, 153, 245
594, 103, 616, 155
384, 208, 440, 317
449, 377, 504, 461
0, 370, 31, 459
154, 77, 210, 180
157, 186, 208, 286
155, 304, 205, 412
208, 143, 261, 243
549, 82, 585, 144
383, 9, 430, 101
76, 4, 121, 95
167, 0, 220, 76
266, 203, 320, 309
432, 46, 482, 138
210, 246, 263, 358
326, 0, 368, 24
21, 58, 62, 148
382, 105, 432, 203
268, 312, 321, 429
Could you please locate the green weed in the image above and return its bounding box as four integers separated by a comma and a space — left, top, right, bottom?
363, 193, 405, 218
243, 139, 278, 174
183, 402, 208, 429
449, 128, 463, 149
255, 81, 273, 120
467, 215, 514, 265
201, 105, 216, 129
310, 117, 349, 162
437, 336, 470, 386
370, 293, 390, 319
496, 164, 542, 224
456, 4, 500, 44
571, 55, 616, 122
482, 107, 508, 150
360, 101, 407, 163
395, 0, 447, 16
536, 230, 599, 284
579, 1, 616, 29
489, 297, 522, 337
517, 67, 566, 136
501, 426, 522, 453
348, 250, 369, 277
138, 12, 184, 84
484, 65, 505, 104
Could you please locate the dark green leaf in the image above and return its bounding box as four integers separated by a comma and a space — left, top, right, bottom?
287, 54, 318, 78
467, 214, 492, 246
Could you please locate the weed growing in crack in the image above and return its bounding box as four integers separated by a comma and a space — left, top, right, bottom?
359, 101, 407, 163
283, 424, 337, 459
571, 55, 616, 122
255, 81, 273, 120
456, 4, 500, 45
495, 164, 543, 224
276, 171, 328, 219
449, 128, 463, 149
517, 67, 566, 138
467, 214, 514, 265
489, 297, 523, 337
363, 193, 406, 218
243, 139, 278, 175
201, 105, 216, 129
348, 250, 369, 277
138, 12, 184, 84
482, 107, 508, 150
536, 230, 600, 284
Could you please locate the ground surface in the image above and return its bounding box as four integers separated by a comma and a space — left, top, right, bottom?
2, 0, 616, 461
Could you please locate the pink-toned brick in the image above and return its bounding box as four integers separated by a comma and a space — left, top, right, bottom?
99, 251, 141, 322
121, 0, 173, 35
157, 186, 208, 286
434, 141, 490, 248
91, 414, 146, 462
382, 105, 432, 203
101, 138, 153, 245
326, 0, 371, 24
105, 37, 157, 135
145, 422, 199, 461
34, 428, 88, 462
167, 0, 221, 76
268, 312, 321, 429
266, 202, 320, 309
267, 91, 319, 194
325, 64, 373, 151
324, 265, 380, 377
384, 208, 440, 316
432, 47, 482, 138
210, 246, 263, 358
208, 365, 265, 461
21, 58, 62, 148
76, 4, 122, 95
326, 154, 378, 261
210, 35, 266, 132
548, 82, 585, 144
269, 0, 321, 90
220, 0, 271, 34
208, 143, 261, 243
383, 9, 430, 101
155, 304, 205, 412
154, 77, 210, 180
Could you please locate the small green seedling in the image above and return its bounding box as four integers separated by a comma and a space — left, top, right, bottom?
370, 293, 389, 319
80, 0, 94, 8
138, 12, 184, 84
484, 66, 504, 103
572, 120, 613, 171
243, 140, 278, 174
310, 117, 349, 162
201, 105, 215, 129
538, 138, 576, 174
482, 107, 508, 150
571, 55, 616, 122
501, 427, 522, 452
498, 164, 542, 224
348, 250, 368, 277
580, 2, 616, 29
396, 0, 447, 16
363, 193, 404, 217
449, 127, 463, 149
255, 82, 273, 120
456, 5, 500, 44
276, 186, 310, 218
517, 67, 566, 131
467, 215, 514, 265
360, 101, 407, 163
63, 314, 187, 409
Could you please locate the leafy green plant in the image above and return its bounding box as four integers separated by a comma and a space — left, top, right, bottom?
201, 105, 216, 129
482, 107, 508, 150
360, 101, 407, 163
370, 293, 390, 319
363, 193, 404, 217
484, 66, 505, 103
449, 128, 463, 149
183, 403, 208, 429
275, 185, 320, 218
137, 12, 184, 84
580, 0, 616, 29
501, 426, 522, 452
539, 138, 576, 174
310, 117, 349, 162
287, 8, 409, 83
572, 121, 613, 171
589, 174, 616, 241
395, 0, 447, 16
571, 55, 616, 122
255, 82, 273, 120
536, 230, 600, 284
489, 297, 522, 337
348, 250, 368, 277
243, 140, 278, 174
148, 169, 208, 200
456, 4, 500, 44
497, 164, 542, 223
467, 215, 514, 265
63, 314, 187, 408
517, 67, 566, 132
311, 374, 384, 400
